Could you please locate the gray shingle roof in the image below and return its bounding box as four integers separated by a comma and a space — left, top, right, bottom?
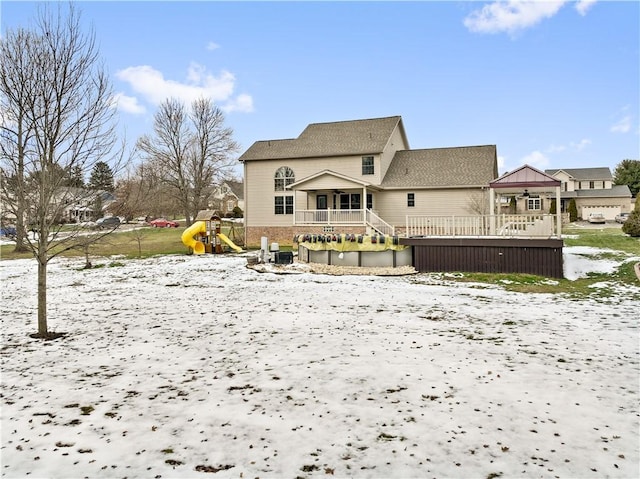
572, 185, 631, 198
238, 116, 404, 161
380, 145, 498, 188
545, 167, 612, 180
225, 180, 244, 200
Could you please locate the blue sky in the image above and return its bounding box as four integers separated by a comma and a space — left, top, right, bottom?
2, 1, 639, 177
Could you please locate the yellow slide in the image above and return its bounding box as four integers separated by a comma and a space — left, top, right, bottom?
217, 232, 243, 253
181, 221, 207, 255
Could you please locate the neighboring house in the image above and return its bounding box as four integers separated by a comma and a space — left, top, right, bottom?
57, 188, 115, 223
544, 167, 632, 220
239, 116, 498, 246
209, 180, 244, 216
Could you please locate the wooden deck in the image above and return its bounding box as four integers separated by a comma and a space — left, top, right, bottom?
401, 237, 564, 278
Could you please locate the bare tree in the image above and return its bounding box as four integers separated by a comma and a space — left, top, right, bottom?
0, 5, 123, 338
0, 28, 37, 252
137, 97, 239, 226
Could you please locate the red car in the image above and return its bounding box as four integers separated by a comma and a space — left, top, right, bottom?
149, 218, 179, 228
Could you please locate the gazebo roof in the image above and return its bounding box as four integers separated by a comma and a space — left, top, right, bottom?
490, 164, 560, 189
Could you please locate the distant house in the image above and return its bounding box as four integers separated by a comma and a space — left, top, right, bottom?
544, 167, 632, 220
209, 180, 244, 216
58, 188, 115, 223
239, 116, 498, 246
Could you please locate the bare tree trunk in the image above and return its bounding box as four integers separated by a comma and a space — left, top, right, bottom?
37, 250, 48, 337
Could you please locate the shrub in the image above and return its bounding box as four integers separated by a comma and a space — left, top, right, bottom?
232, 206, 244, 218
549, 199, 557, 215
568, 199, 578, 222
621, 208, 640, 237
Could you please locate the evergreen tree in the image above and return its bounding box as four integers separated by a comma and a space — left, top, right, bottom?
613, 159, 640, 197
621, 208, 640, 237
568, 198, 578, 222
549, 199, 557, 215
89, 161, 114, 192
65, 165, 84, 188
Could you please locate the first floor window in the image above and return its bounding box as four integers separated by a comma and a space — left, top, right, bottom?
527, 197, 541, 210
339, 193, 361, 209
275, 195, 293, 215
407, 193, 415, 207
366, 193, 373, 210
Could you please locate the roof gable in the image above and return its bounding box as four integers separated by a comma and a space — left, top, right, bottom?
491, 164, 560, 189
289, 170, 376, 190
381, 145, 498, 188
545, 167, 612, 180
223, 180, 244, 199
238, 116, 405, 161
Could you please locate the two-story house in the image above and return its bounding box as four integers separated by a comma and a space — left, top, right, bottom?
209, 180, 244, 217
239, 116, 498, 247
544, 167, 632, 220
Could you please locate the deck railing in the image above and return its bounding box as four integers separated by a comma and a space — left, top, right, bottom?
295, 209, 365, 225
365, 209, 395, 236
294, 210, 557, 238
405, 214, 558, 238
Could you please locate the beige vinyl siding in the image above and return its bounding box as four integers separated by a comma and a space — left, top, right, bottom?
379, 126, 408, 180
576, 197, 627, 220
245, 156, 379, 227
376, 188, 490, 226
297, 176, 360, 191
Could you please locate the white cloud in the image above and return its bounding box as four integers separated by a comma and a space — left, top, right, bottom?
112, 93, 146, 115
206, 41, 220, 51
575, 0, 597, 16
116, 63, 253, 112
547, 144, 567, 153
521, 150, 550, 168
610, 115, 632, 134
497, 155, 506, 169
464, 1, 566, 35
546, 138, 591, 154
570, 138, 591, 150
222, 93, 254, 113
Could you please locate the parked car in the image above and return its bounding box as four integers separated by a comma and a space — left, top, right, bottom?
96, 216, 121, 229
0, 225, 17, 237
615, 212, 630, 223
587, 213, 606, 224
149, 218, 179, 228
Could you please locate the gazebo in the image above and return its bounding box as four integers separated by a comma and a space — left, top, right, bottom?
489, 164, 562, 238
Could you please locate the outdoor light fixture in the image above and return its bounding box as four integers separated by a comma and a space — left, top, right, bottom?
523, 189, 530, 197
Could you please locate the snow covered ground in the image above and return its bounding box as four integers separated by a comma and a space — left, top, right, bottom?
1, 249, 639, 479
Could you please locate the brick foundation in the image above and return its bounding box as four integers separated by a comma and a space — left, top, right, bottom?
246, 226, 367, 248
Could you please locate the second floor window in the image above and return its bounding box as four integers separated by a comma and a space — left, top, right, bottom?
362, 156, 374, 175
274, 166, 295, 191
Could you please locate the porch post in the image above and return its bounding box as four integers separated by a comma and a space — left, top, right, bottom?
292, 189, 297, 226
363, 186, 367, 225
489, 187, 496, 235
555, 185, 562, 238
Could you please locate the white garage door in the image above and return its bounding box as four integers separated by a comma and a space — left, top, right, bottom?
581, 205, 621, 221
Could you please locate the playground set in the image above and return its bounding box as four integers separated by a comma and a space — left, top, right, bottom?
181, 211, 243, 255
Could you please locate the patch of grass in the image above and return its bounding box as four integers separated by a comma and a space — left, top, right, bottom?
441, 228, 639, 298
2, 224, 249, 261
80, 405, 94, 415
563, 227, 640, 256
1, 226, 191, 261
